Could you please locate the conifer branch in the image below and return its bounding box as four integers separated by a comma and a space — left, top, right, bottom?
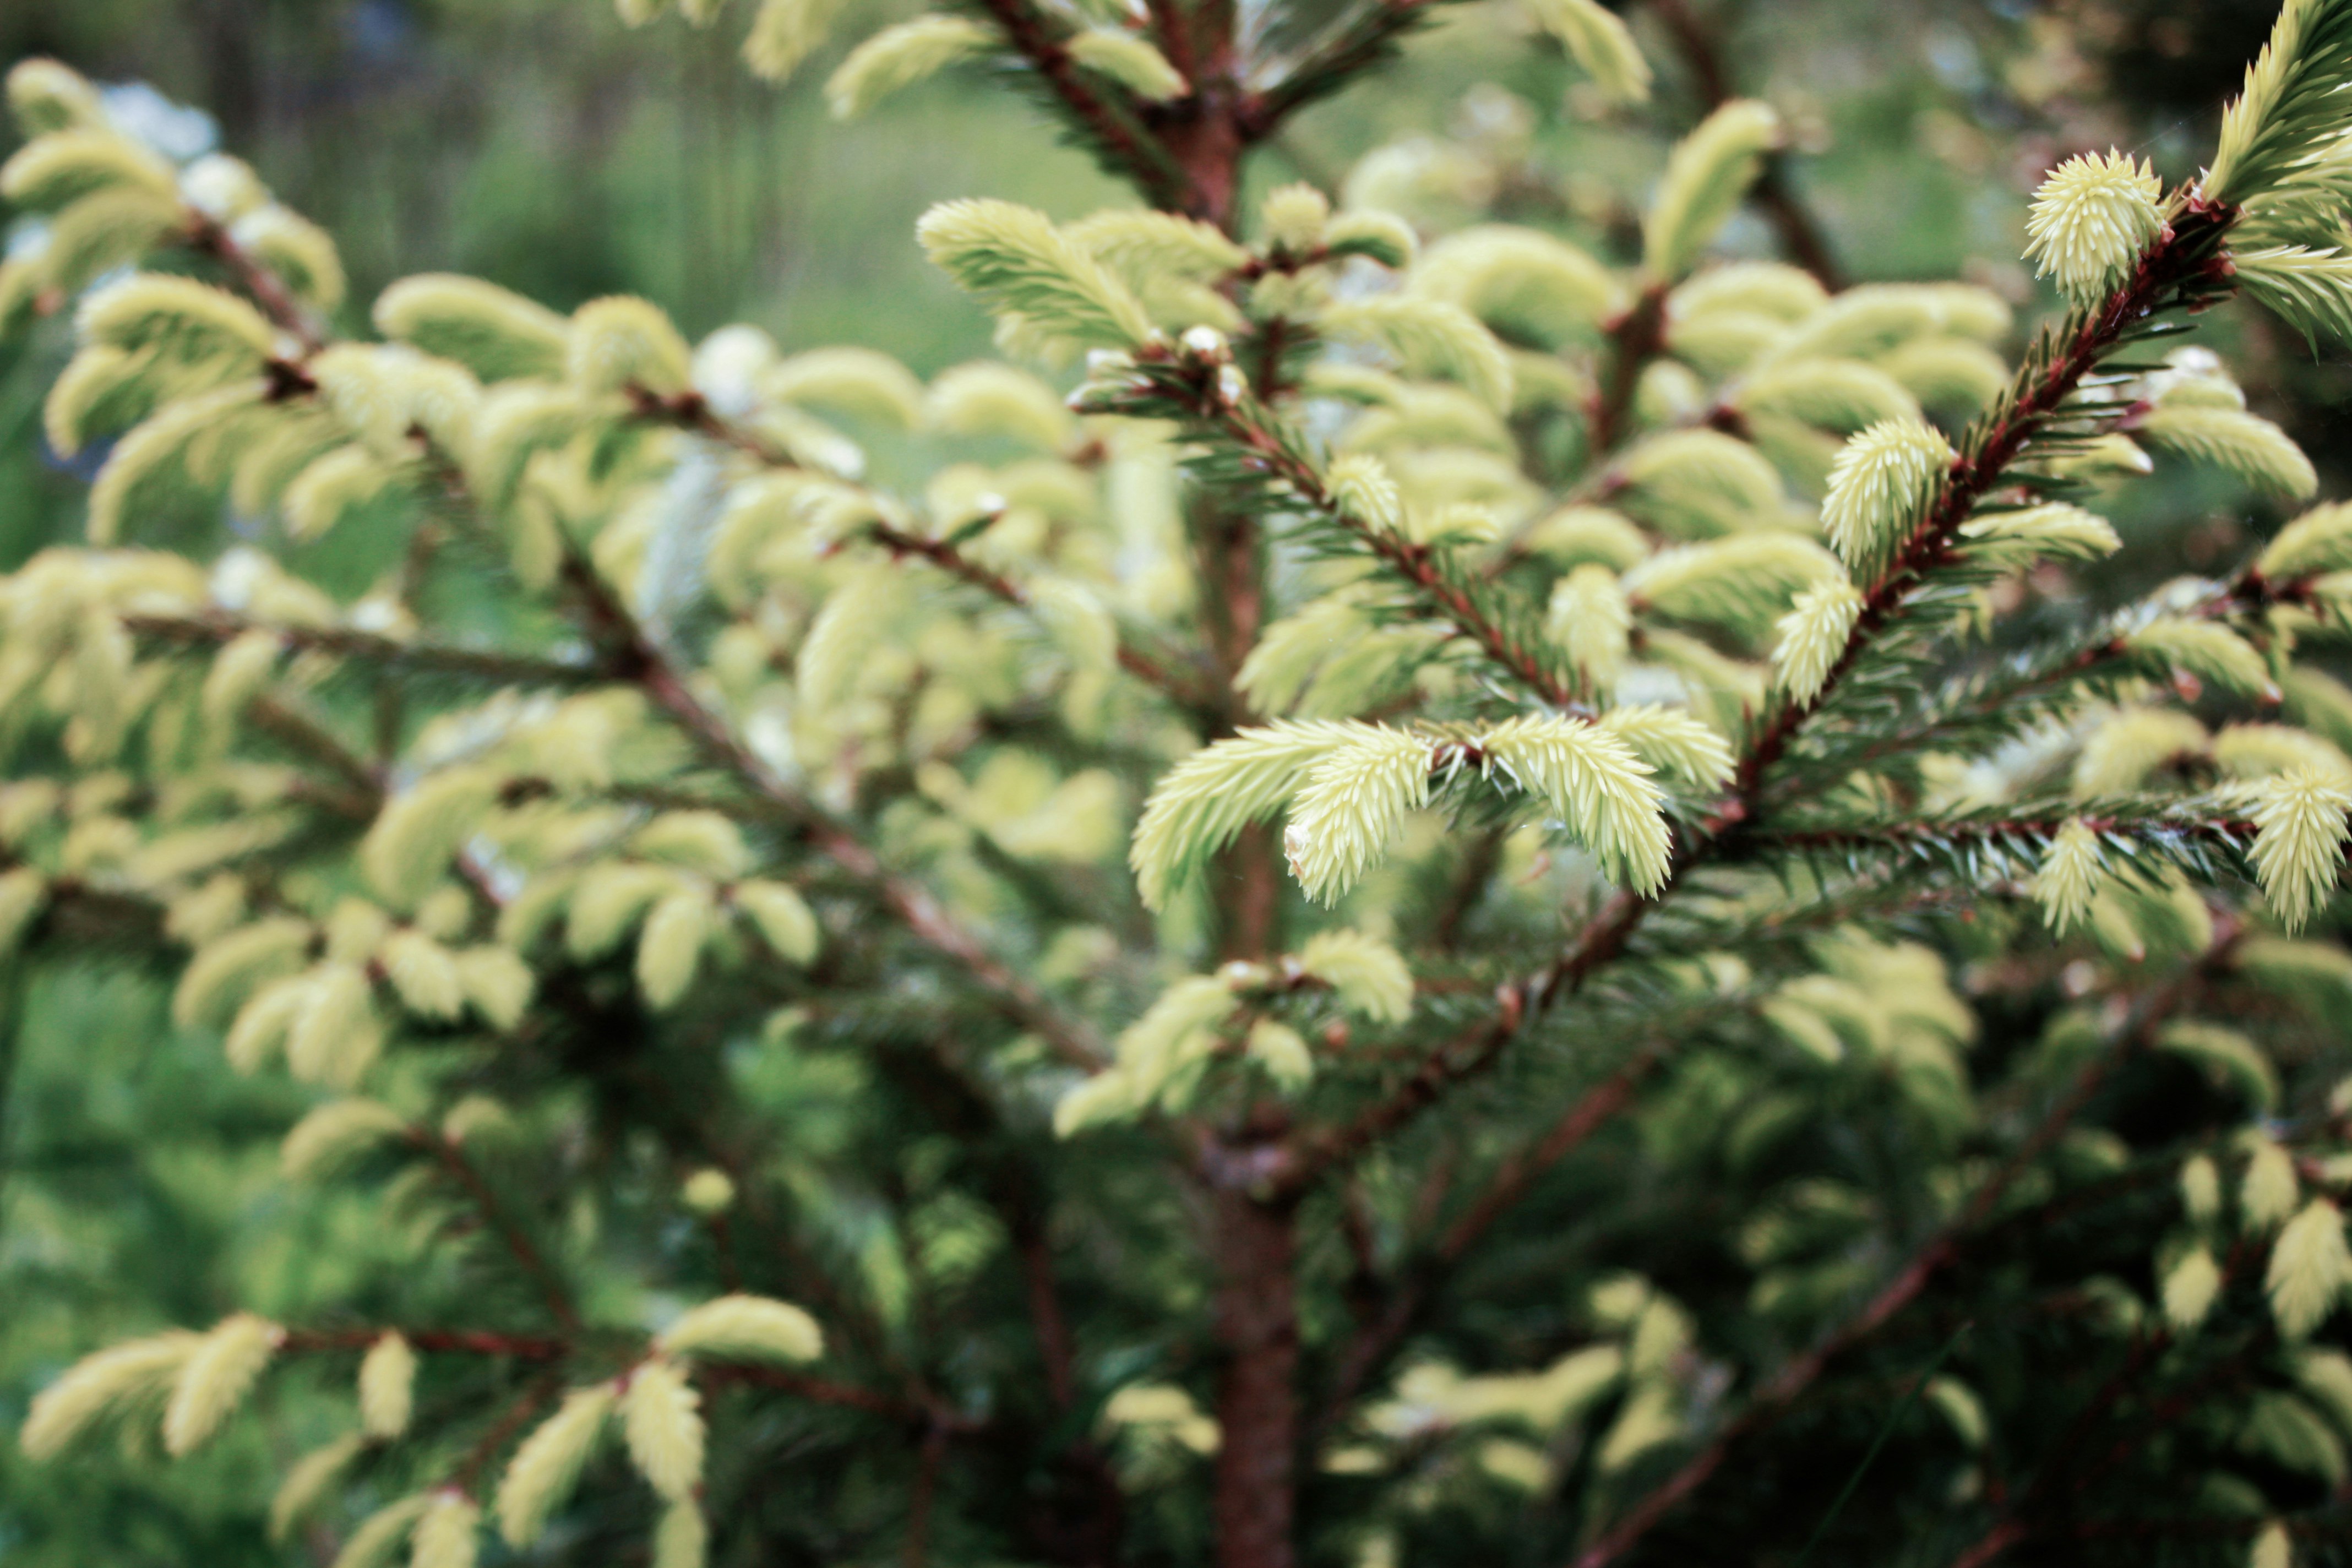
698, 1362, 932, 1421
634, 1134, 910, 1384
1243, 0, 1451, 134
1235, 222, 2309, 1233
1275, 847, 1710, 1199
1774, 550, 2316, 797
1588, 284, 1669, 455
971, 0, 1200, 214
630, 388, 1216, 716
1740, 810, 2262, 867
424, 1129, 581, 1333
872, 1031, 1093, 1423
1569, 921, 2240, 1568
1113, 349, 1591, 712
396, 437, 1113, 1078
906, 1418, 951, 1566
1309, 1035, 1669, 1440
122, 613, 606, 689
1311, 191, 2259, 1178
359, 461, 1125, 1113
1738, 195, 2241, 794
246, 695, 384, 821
7, 872, 167, 951
862, 518, 1217, 716
448, 1375, 559, 1496
1275, 992, 1524, 1197
183, 213, 326, 353
552, 556, 1112, 1072
1941, 1253, 2264, 1568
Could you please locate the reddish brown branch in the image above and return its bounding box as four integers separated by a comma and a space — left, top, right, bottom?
553, 553, 1108, 1072
450, 1375, 559, 1496
655, 654, 1108, 1071
906, 1420, 952, 1567
1434, 1038, 1669, 1260
1939, 1244, 2262, 1568
1589, 285, 1669, 455
1277, 987, 1522, 1198
700, 1361, 935, 1421
1735, 198, 2239, 798
866, 518, 1215, 714
1285, 199, 2247, 1208
185, 213, 326, 352
240, 694, 379, 807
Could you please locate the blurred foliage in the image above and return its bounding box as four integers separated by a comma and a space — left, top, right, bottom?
1, 1, 2346, 1564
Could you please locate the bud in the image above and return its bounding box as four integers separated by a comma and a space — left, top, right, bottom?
1179, 325, 1229, 360
2023, 150, 2162, 306
1328, 454, 1403, 535
2251, 766, 2352, 932
1820, 418, 1954, 580
2029, 819, 2104, 934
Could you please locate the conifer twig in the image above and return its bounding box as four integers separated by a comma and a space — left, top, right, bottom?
696, 1362, 933, 1420
1773, 552, 2316, 797
1589, 284, 1671, 455
1735, 195, 2240, 794
246, 695, 384, 821
905, 1419, 951, 1567
630, 389, 1216, 717
864, 518, 1217, 716
1741, 812, 2261, 858
1242, 0, 1448, 134
974, 0, 1200, 214
449, 1375, 558, 1496
1136, 364, 1591, 713
164, 216, 1123, 1217
424, 1129, 581, 1333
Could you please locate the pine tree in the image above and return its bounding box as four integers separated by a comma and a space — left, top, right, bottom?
13, 2, 2352, 1565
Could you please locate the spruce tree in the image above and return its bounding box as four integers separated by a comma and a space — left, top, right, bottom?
13, 2, 2352, 1565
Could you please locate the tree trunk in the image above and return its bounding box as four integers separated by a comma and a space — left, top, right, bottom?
1211, 1183, 1299, 1568
1170, 43, 1297, 1565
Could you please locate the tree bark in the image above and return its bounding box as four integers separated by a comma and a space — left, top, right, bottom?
1211, 1183, 1300, 1568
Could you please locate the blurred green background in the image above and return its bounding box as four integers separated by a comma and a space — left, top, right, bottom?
0, 0, 2321, 1559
